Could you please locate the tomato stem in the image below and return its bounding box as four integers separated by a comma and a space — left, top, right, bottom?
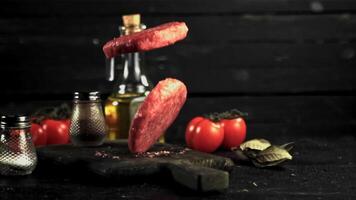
32, 103, 72, 123
204, 109, 247, 121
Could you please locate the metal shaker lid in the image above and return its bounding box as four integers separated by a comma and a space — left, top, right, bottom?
0, 115, 31, 129
73, 91, 101, 101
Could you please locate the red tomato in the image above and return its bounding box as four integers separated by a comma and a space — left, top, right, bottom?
185, 116, 205, 148
30, 123, 47, 146
42, 119, 70, 145
221, 118, 246, 149
185, 117, 224, 153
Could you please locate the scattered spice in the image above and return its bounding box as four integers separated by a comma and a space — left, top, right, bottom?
94, 151, 110, 158
135, 148, 190, 158
252, 182, 258, 187
94, 151, 120, 159
94, 147, 190, 160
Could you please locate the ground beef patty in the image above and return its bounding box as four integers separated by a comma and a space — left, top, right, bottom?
103, 22, 188, 58
128, 78, 187, 153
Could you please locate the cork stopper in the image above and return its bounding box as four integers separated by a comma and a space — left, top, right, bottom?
120, 14, 146, 35
122, 14, 141, 27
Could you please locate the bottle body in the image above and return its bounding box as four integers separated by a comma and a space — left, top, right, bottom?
0, 115, 37, 176
105, 92, 145, 140
104, 15, 164, 142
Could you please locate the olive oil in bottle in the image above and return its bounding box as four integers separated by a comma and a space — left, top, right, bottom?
104, 14, 164, 142
105, 93, 144, 140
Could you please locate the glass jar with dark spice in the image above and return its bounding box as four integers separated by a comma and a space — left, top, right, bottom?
70, 91, 107, 146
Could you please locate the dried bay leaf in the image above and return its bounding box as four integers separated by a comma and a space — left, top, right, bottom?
242, 149, 260, 159
240, 139, 271, 151
280, 142, 295, 152
233, 138, 294, 168
232, 149, 250, 161
255, 145, 292, 164
251, 158, 290, 168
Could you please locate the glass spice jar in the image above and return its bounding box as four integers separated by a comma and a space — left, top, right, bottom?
70, 91, 107, 146
0, 115, 37, 176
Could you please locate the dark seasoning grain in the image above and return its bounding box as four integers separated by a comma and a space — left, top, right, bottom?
94, 151, 121, 159
134, 148, 190, 158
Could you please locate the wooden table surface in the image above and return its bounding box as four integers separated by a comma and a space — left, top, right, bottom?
1, 136, 355, 200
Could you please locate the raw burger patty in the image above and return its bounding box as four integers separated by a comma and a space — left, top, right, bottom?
103, 22, 188, 58
128, 78, 187, 153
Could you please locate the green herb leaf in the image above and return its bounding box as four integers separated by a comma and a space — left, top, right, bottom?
240, 139, 271, 151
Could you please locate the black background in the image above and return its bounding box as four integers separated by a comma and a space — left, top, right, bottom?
1, 0, 356, 143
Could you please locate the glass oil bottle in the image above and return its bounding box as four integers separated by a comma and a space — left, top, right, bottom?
104, 14, 164, 142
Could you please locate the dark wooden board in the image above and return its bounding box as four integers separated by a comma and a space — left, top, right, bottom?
165, 95, 356, 142
0, 95, 354, 142
1, 2, 356, 97
2, 39, 355, 69
2, 0, 356, 17
2, 15, 356, 41
1, 96, 355, 123
37, 140, 234, 191
1, 42, 355, 95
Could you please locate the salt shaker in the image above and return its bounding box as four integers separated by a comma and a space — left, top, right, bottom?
0, 115, 37, 176
70, 91, 107, 146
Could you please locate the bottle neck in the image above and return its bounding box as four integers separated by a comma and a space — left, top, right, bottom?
115, 52, 148, 95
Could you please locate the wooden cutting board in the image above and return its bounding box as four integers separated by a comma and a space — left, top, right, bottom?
37, 140, 234, 191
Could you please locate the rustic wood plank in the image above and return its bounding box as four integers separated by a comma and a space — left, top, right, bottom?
0, 96, 355, 141
1, 64, 355, 94
1, 0, 356, 17
1, 15, 356, 42
166, 96, 356, 142
1, 96, 355, 122
1, 41, 355, 94
2, 42, 355, 69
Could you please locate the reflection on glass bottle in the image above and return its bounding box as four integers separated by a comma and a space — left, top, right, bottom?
104, 14, 164, 142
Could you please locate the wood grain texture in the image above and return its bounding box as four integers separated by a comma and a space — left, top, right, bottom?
0, 1, 355, 199
1, 0, 356, 96
2, 15, 356, 41
0, 95, 354, 141
0, 0, 355, 142
165, 95, 356, 142
1, 0, 356, 17
1, 41, 355, 94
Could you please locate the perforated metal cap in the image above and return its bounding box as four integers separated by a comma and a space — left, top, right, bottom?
0, 115, 31, 129
73, 91, 101, 101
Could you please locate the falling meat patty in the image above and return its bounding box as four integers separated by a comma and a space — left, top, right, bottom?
128, 78, 187, 153
103, 22, 188, 58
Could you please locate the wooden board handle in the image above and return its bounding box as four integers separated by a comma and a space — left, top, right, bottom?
164, 161, 229, 192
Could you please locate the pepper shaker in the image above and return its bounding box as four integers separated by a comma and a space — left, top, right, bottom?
70, 91, 107, 146
0, 115, 37, 176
